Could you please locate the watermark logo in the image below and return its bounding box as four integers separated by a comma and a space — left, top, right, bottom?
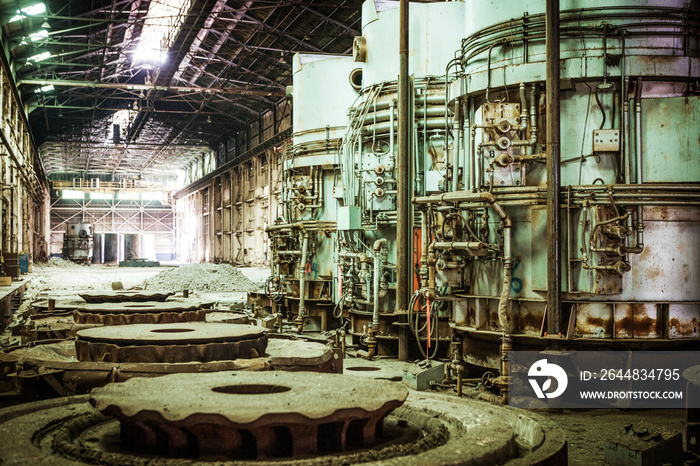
528, 359, 568, 399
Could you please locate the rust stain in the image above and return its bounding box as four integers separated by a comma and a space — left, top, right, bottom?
669, 317, 699, 337
583, 315, 612, 336
644, 265, 663, 281
617, 303, 656, 338
518, 312, 543, 332
467, 306, 476, 326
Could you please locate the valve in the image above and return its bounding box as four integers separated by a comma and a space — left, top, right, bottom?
496, 136, 511, 150
496, 119, 512, 133
604, 243, 627, 257
603, 224, 628, 239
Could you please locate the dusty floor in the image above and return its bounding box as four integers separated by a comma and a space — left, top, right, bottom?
8, 264, 693, 464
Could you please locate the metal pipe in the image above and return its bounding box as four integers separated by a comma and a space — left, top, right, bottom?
517, 83, 529, 131
467, 98, 475, 192
431, 241, 486, 251
634, 79, 643, 186
623, 76, 631, 183
414, 192, 512, 332
454, 97, 463, 192
498, 222, 513, 334
396, 0, 410, 362
566, 186, 573, 292
372, 239, 387, 328
628, 78, 645, 254
389, 99, 395, 158
297, 231, 310, 333
545, 0, 562, 336
420, 211, 430, 289
529, 84, 538, 154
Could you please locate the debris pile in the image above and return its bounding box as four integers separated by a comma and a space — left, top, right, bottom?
37, 258, 86, 269
144, 263, 260, 292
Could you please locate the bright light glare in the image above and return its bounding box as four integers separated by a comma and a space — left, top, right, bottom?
22, 3, 46, 15
62, 190, 84, 199
9, 3, 46, 22
90, 192, 113, 200
141, 192, 164, 201
28, 51, 51, 62
133, 0, 192, 66
34, 84, 54, 93
117, 192, 139, 200
29, 29, 49, 41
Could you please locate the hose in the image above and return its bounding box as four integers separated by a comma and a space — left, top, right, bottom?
408, 291, 440, 360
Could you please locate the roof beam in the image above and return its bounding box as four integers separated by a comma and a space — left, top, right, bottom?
17, 78, 285, 97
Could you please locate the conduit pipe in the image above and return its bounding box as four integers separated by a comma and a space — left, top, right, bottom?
627, 78, 645, 254
297, 231, 310, 333
372, 239, 388, 329
454, 97, 463, 192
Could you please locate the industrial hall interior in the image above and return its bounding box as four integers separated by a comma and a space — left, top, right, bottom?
0, 0, 698, 464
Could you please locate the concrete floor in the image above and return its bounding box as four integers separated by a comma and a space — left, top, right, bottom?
9, 264, 691, 465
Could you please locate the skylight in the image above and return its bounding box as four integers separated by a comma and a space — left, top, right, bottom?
133, 0, 193, 67
8, 2, 46, 23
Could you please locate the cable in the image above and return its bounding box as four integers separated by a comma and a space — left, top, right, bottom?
595, 86, 606, 129
579, 82, 593, 185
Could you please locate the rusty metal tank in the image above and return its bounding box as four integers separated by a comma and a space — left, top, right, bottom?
412, 0, 700, 367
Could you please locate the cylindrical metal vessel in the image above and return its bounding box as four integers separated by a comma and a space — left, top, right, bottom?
268, 53, 360, 331
93, 233, 103, 264
424, 0, 700, 367
103, 233, 119, 263
336, 0, 465, 356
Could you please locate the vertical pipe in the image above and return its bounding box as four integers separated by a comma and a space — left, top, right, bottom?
545, 0, 562, 336
634, 79, 643, 185
372, 239, 387, 329
389, 99, 395, 158
298, 231, 309, 333
623, 76, 631, 183
633, 78, 645, 253
396, 0, 410, 360
468, 98, 475, 192
454, 97, 463, 192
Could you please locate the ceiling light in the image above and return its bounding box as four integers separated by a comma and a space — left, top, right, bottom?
207, 116, 211, 123
34, 84, 54, 93
29, 29, 49, 41
41, 20, 50, 29
27, 51, 51, 62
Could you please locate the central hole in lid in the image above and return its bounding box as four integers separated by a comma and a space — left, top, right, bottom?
212, 384, 291, 395
150, 328, 195, 333
125, 304, 151, 308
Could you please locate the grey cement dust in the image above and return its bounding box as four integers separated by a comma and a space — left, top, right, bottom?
144, 263, 261, 292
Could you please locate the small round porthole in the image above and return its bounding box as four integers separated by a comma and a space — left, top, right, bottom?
349, 68, 363, 91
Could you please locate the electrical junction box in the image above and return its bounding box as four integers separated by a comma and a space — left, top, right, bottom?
593, 129, 620, 152
604, 423, 682, 466
337, 206, 361, 230
403, 361, 445, 391
333, 186, 344, 199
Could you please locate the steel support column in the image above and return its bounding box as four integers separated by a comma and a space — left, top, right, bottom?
396, 0, 410, 360
545, 0, 562, 336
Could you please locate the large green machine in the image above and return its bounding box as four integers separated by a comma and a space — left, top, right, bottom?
268, 0, 700, 365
